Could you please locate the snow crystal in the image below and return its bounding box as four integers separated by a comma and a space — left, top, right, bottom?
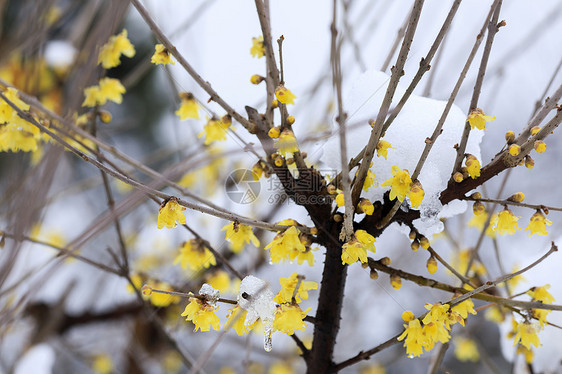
238, 275, 277, 351
199, 283, 220, 305
317, 70, 482, 237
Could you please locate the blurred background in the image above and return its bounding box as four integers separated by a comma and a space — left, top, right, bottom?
1, 0, 561, 373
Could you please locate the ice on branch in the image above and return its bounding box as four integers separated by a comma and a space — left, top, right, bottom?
318, 70, 484, 237
238, 275, 276, 352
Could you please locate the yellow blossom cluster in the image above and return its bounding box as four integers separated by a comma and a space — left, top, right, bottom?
82, 78, 126, 107
265, 220, 314, 265
181, 297, 220, 332
198, 115, 233, 145
274, 129, 299, 156
151, 44, 175, 65
341, 230, 376, 265
222, 221, 260, 253
467, 108, 495, 130
173, 239, 216, 271
380, 166, 424, 208
97, 29, 135, 69
175, 92, 200, 120
0, 87, 39, 153
157, 198, 186, 229
250, 36, 265, 58
273, 303, 311, 335
398, 299, 476, 357
275, 85, 296, 105
273, 273, 318, 304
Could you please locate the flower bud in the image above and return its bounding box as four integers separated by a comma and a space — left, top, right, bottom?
525, 155, 534, 169
508, 192, 525, 203
453, 172, 464, 183
333, 214, 343, 222
530, 126, 540, 136
411, 240, 420, 251
471, 192, 481, 199
408, 230, 417, 240
427, 256, 438, 274
250, 74, 264, 84
380, 257, 391, 266
508, 144, 520, 156
268, 126, 281, 139
473, 201, 485, 215
534, 140, 546, 153
287, 115, 295, 125
327, 184, 337, 195
505, 130, 515, 143
370, 269, 379, 280
271, 99, 279, 109
141, 285, 152, 296
98, 110, 112, 123
390, 274, 402, 290
419, 236, 429, 249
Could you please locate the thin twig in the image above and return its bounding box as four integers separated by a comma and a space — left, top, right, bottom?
129, 0, 256, 133
452, 0, 503, 176
351, 0, 425, 207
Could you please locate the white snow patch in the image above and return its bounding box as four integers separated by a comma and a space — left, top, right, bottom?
199, 283, 220, 305
238, 275, 277, 352
14, 343, 55, 374
317, 70, 483, 237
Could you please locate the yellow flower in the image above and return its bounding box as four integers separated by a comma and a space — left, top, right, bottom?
269, 361, 294, 374
359, 363, 386, 374
273, 273, 318, 304
173, 239, 216, 271
0, 87, 31, 126
513, 321, 541, 349
82, 78, 126, 107
157, 198, 186, 229
408, 180, 424, 208
454, 336, 480, 362
206, 270, 230, 293
274, 129, 299, 156
468, 212, 497, 238
222, 221, 260, 253
250, 36, 265, 58
97, 29, 135, 69
465, 155, 481, 179
397, 311, 425, 357
0, 124, 38, 152
265, 226, 306, 263
422, 303, 452, 346
341, 230, 376, 265
451, 298, 477, 320
149, 281, 181, 307
467, 108, 495, 130
525, 211, 552, 236
181, 297, 220, 332
92, 354, 113, 374
273, 304, 310, 335
151, 44, 175, 65
528, 284, 555, 304
516, 345, 534, 364
275, 85, 296, 105
198, 116, 232, 145
126, 273, 143, 293
363, 168, 376, 192
532, 308, 550, 327
175, 92, 199, 120
494, 208, 520, 235
225, 305, 257, 335
380, 165, 412, 203
376, 140, 392, 159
